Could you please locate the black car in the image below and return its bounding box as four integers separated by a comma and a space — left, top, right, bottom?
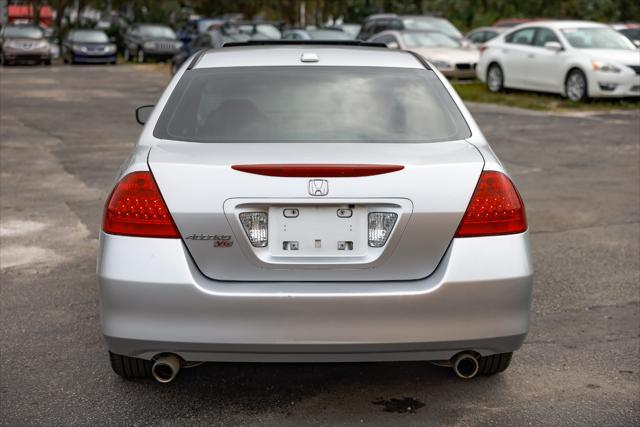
357, 14, 464, 42
62, 29, 117, 64
123, 24, 181, 63
170, 30, 250, 74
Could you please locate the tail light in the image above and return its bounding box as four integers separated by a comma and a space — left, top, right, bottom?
455, 171, 527, 237
102, 171, 179, 238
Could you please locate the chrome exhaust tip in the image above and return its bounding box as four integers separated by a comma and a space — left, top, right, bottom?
151, 353, 182, 384
451, 352, 480, 379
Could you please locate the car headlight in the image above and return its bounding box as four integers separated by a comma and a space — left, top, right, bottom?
36, 40, 49, 49
143, 41, 155, 49
430, 60, 453, 70
72, 44, 87, 52
592, 61, 622, 73
6, 41, 21, 48
106, 44, 117, 53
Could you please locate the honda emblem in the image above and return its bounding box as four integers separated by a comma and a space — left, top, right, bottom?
308, 179, 329, 196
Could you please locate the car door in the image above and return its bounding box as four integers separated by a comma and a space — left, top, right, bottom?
528, 27, 566, 92
501, 27, 537, 88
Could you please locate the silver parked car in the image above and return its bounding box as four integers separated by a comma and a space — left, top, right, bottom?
98, 42, 533, 383
369, 30, 480, 78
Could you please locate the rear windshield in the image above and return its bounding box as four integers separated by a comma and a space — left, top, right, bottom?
154, 66, 471, 143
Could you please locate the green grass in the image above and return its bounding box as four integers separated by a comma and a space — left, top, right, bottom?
452, 81, 640, 112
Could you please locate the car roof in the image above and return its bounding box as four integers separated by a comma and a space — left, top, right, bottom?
513, 20, 607, 30
192, 44, 424, 69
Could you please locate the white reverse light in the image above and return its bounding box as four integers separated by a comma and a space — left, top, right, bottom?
239, 212, 268, 247
368, 212, 397, 247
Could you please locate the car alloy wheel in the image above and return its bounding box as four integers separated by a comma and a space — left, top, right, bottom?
487, 64, 504, 92
566, 70, 587, 102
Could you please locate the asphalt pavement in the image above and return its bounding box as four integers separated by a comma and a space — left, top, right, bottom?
1, 65, 638, 426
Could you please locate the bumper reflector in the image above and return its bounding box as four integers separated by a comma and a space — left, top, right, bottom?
368, 212, 397, 247
239, 212, 268, 247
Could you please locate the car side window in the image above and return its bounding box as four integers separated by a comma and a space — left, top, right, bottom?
389, 19, 403, 30
485, 31, 499, 41
506, 28, 536, 45
532, 27, 560, 47
468, 31, 486, 43
373, 19, 390, 34
360, 22, 375, 39
371, 34, 394, 45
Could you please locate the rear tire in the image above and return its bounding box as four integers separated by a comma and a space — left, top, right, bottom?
487, 63, 504, 92
477, 352, 512, 376
109, 351, 153, 379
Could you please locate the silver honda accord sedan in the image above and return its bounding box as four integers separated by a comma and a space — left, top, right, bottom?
98, 42, 533, 383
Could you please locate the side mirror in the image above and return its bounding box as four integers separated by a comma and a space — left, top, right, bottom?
135, 105, 154, 125
387, 41, 399, 49
544, 41, 562, 52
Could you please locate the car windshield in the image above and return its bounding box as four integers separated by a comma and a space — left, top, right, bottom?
139, 25, 176, 39
402, 18, 462, 39
308, 30, 352, 40
4, 26, 43, 39
403, 32, 460, 48
72, 30, 109, 43
155, 66, 470, 143
561, 27, 636, 49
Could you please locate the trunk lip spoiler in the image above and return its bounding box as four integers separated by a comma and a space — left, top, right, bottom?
231, 164, 405, 178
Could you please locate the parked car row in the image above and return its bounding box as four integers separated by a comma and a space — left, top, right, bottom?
2, 15, 638, 104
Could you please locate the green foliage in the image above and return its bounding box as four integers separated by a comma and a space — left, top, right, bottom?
51, 0, 640, 30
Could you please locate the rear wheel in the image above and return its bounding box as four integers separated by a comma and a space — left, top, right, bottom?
487, 63, 504, 92
565, 69, 588, 102
478, 352, 512, 376
109, 351, 152, 379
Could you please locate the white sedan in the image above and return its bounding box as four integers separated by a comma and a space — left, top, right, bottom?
477, 20, 640, 101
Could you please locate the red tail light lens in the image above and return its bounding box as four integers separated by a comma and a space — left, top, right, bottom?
102, 171, 179, 238
455, 171, 527, 237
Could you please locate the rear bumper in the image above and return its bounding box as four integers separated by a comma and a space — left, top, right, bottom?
97, 232, 533, 362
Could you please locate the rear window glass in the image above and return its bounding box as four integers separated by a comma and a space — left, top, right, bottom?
154, 66, 471, 143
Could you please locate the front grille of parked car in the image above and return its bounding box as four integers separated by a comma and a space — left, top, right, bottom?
87, 46, 106, 53
456, 63, 474, 70
155, 42, 177, 50
628, 65, 640, 75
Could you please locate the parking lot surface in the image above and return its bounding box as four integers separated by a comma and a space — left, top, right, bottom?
1, 65, 638, 426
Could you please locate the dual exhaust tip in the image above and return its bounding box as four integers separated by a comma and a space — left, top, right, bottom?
151, 351, 480, 383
